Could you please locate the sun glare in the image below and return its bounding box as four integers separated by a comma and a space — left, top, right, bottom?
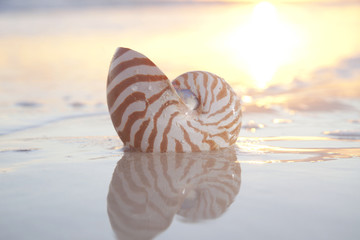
227, 1, 301, 88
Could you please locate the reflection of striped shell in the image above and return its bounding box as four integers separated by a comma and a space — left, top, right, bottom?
107, 47, 242, 152
107, 147, 241, 240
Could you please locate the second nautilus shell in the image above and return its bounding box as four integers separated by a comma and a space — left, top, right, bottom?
107, 47, 242, 152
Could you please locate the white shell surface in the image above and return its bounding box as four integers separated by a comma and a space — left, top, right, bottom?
107, 47, 242, 152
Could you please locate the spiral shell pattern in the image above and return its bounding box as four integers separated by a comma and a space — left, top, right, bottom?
107, 47, 242, 152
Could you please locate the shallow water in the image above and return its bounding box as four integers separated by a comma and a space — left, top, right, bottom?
1, 113, 359, 239
1, 1, 360, 240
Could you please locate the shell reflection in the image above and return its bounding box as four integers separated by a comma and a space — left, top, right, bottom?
107, 147, 241, 240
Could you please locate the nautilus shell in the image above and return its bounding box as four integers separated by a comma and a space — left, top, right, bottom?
107, 47, 242, 152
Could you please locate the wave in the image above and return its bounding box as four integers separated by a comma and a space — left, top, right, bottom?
0, 111, 107, 136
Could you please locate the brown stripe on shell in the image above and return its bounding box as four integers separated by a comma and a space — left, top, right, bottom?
210, 130, 230, 142
196, 109, 234, 127
160, 112, 180, 152
111, 48, 131, 62
133, 118, 151, 150
207, 94, 234, 118
183, 73, 191, 90
107, 74, 168, 109
203, 75, 218, 114
216, 80, 228, 101
187, 121, 218, 150
172, 79, 181, 87
148, 86, 171, 104
109, 58, 157, 84
121, 106, 149, 144
221, 101, 241, 130
202, 72, 209, 110
229, 119, 242, 145
180, 125, 200, 152
146, 100, 180, 152
111, 92, 147, 128
175, 139, 184, 152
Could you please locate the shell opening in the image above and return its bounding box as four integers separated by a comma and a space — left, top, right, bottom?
175, 88, 199, 110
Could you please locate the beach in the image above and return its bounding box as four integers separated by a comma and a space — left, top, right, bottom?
1, 1, 360, 239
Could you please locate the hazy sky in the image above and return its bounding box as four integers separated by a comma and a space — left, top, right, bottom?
1, 0, 359, 10
122, 0, 360, 3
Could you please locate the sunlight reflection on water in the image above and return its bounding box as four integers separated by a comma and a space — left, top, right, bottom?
107, 148, 241, 240
1, 134, 359, 173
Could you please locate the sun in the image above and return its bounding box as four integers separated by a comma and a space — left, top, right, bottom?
227, 1, 301, 88
253, 1, 277, 19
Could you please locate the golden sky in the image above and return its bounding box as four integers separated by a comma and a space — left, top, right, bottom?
195, 0, 359, 3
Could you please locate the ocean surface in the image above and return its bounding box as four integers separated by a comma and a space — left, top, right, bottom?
1, 1, 360, 239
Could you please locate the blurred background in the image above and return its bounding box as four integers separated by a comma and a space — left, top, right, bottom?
0, 0, 359, 136
1, 2, 360, 239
